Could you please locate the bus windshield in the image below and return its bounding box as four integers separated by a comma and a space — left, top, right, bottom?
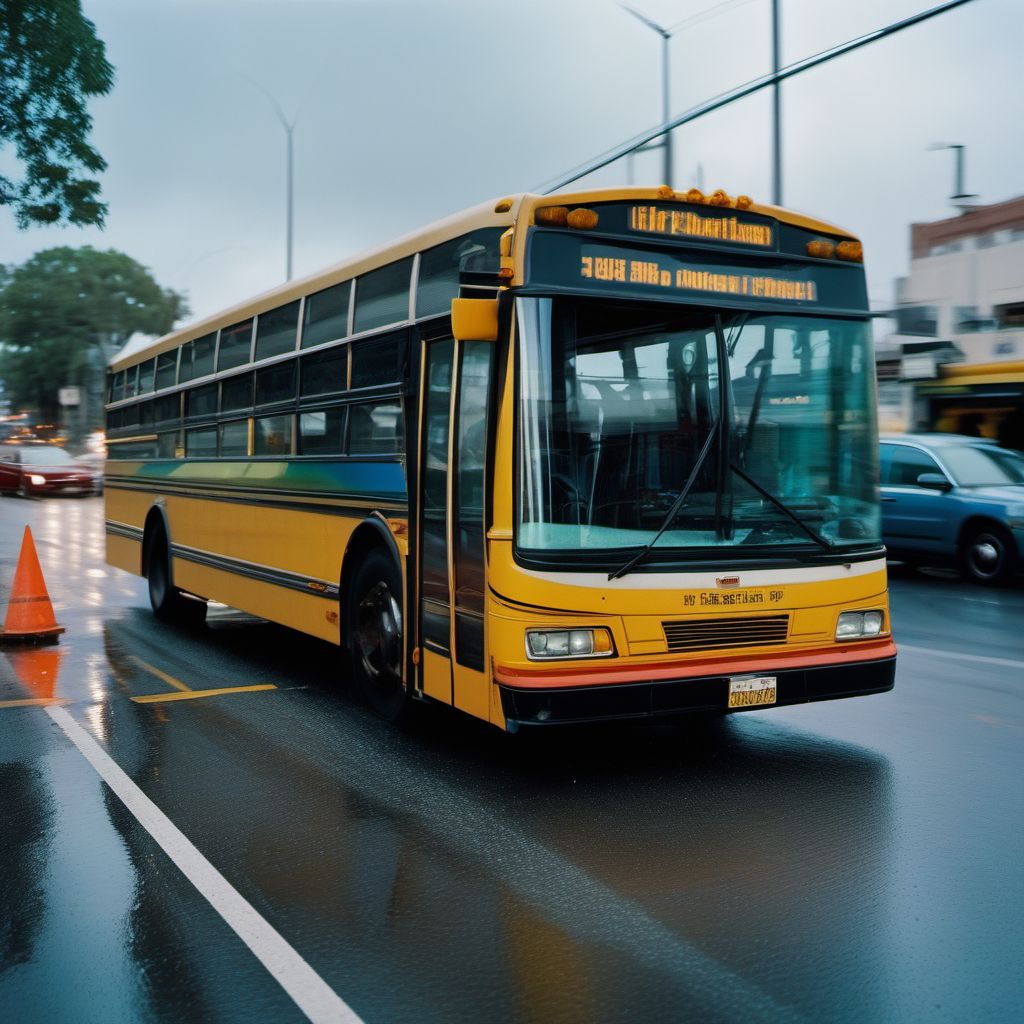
516, 297, 881, 563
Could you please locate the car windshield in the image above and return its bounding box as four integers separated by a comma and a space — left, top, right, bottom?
18, 446, 78, 466
940, 445, 1024, 486
516, 297, 880, 561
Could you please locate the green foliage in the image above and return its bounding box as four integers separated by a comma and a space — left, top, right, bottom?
0, 247, 187, 421
0, 0, 115, 227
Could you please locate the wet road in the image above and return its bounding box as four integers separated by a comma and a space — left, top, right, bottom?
1, 497, 1022, 1023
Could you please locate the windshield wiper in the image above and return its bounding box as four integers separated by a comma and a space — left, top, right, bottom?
729, 463, 834, 551
607, 426, 718, 581
609, 313, 734, 581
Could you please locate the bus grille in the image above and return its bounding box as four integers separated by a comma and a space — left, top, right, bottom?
662, 614, 790, 652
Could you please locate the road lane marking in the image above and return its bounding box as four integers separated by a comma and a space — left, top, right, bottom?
898, 643, 1024, 670
131, 684, 277, 704
45, 705, 362, 1024
0, 697, 66, 709
129, 654, 191, 692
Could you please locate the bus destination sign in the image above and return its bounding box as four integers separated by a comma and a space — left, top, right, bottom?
579, 245, 818, 303
526, 233, 868, 312
628, 204, 774, 248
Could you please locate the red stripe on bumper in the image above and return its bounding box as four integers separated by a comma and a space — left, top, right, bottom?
495, 637, 897, 689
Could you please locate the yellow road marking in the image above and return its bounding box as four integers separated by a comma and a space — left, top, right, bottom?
130, 684, 277, 704
0, 698, 66, 709
128, 654, 191, 692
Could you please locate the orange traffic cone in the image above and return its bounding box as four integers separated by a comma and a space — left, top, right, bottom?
0, 526, 65, 644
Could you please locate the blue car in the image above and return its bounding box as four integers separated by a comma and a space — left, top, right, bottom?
879, 434, 1024, 584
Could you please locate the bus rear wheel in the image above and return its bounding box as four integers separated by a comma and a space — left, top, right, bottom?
146, 525, 206, 625
348, 549, 408, 720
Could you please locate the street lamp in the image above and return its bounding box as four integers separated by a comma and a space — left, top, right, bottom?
928, 142, 978, 211
619, 4, 674, 186
238, 74, 297, 281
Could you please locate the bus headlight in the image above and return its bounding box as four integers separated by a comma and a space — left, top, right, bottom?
835, 610, 884, 640
526, 628, 614, 660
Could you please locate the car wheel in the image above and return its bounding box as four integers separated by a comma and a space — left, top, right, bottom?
347, 548, 408, 720
960, 524, 1018, 585
146, 525, 206, 625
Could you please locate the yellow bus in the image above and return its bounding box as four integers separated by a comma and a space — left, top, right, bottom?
105, 185, 895, 729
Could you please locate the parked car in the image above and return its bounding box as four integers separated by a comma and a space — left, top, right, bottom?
880, 433, 1024, 584
0, 444, 101, 498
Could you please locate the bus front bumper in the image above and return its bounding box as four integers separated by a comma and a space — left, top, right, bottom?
496, 642, 896, 727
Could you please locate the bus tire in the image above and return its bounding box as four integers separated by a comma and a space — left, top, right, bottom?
347, 548, 408, 720
959, 522, 1018, 586
145, 524, 206, 625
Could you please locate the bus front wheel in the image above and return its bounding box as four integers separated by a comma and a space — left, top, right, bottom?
347, 549, 408, 720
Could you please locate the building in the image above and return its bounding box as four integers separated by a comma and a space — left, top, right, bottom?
884, 194, 1024, 449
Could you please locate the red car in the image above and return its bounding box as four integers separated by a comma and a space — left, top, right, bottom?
0, 444, 101, 497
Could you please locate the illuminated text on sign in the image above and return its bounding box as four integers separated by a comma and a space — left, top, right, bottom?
579, 255, 818, 302
630, 205, 773, 247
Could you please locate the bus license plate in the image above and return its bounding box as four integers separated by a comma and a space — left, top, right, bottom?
727, 675, 777, 709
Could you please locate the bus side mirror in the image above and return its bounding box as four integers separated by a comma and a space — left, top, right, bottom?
451, 297, 499, 342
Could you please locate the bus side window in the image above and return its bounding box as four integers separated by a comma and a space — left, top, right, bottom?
348, 401, 402, 455
254, 414, 293, 456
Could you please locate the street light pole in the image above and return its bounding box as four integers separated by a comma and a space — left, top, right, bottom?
771, 0, 782, 206
237, 73, 297, 281
620, 4, 674, 186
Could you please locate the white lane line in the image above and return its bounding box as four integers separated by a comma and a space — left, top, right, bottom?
45, 704, 362, 1024
898, 643, 1024, 670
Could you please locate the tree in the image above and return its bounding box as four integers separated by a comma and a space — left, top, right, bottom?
0, 1, 114, 227
0, 247, 188, 424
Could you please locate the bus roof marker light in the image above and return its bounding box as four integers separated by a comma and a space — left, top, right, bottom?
656, 185, 675, 199
566, 208, 599, 230
708, 189, 732, 207
535, 206, 569, 226
807, 240, 836, 259
684, 187, 705, 205
835, 241, 864, 263
736, 195, 754, 210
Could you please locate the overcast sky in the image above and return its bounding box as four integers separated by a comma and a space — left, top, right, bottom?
1, 0, 1020, 350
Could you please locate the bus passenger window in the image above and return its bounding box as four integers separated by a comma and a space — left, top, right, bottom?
138, 359, 156, 395
255, 301, 300, 360
353, 258, 413, 334
221, 373, 253, 412
255, 361, 297, 406
351, 333, 405, 388
348, 401, 402, 455
185, 427, 217, 458
303, 281, 350, 348
218, 319, 254, 371
155, 351, 178, 390
299, 408, 346, 455
254, 414, 293, 455
219, 420, 249, 457
301, 347, 347, 396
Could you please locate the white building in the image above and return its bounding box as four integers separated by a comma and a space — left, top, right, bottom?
884, 194, 1024, 449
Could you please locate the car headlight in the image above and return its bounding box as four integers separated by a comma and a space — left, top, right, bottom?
526, 627, 614, 660
29, 474, 46, 486
835, 610, 885, 641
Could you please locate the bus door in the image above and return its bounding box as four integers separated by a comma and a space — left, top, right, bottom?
418, 336, 492, 719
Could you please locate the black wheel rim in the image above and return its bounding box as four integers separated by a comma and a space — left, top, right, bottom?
967, 532, 1005, 579
355, 580, 403, 694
